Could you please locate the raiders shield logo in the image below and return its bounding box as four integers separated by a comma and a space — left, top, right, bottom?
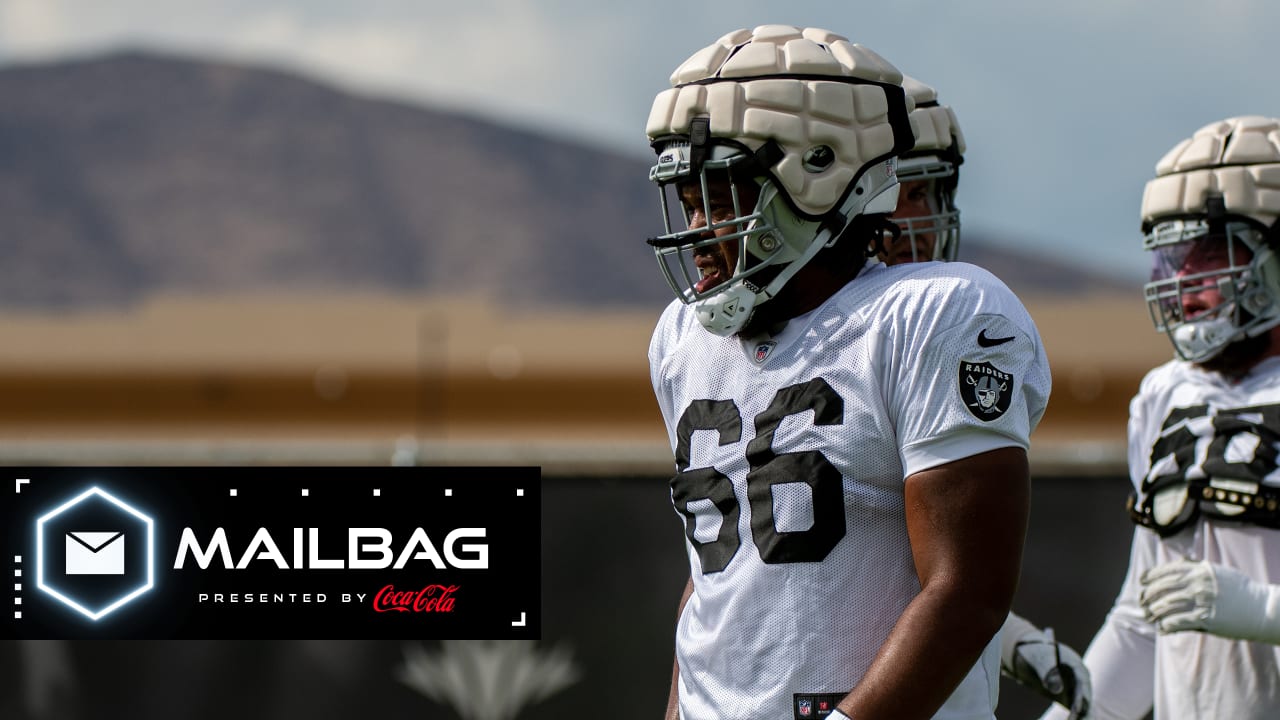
958, 360, 1013, 421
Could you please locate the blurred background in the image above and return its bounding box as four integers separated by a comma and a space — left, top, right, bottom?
3, 1, 1276, 718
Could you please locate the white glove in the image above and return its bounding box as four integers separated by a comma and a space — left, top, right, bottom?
1000, 612, 1091, 719
1139, 560, 1280, 644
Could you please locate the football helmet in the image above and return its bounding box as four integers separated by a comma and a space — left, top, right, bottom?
1141, 116, 1280, 362
886, 76, 965, 263
645, 25, 914, 336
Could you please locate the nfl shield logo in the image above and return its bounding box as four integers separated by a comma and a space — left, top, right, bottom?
753, 340, 777, 365
798, 699, 812, 717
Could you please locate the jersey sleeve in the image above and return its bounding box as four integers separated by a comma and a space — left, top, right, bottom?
648, 300, 687, 453
882, 271, 1052, 477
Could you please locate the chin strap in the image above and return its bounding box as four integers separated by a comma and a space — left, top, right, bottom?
1140, 560, 1280, 644
1172, 317, 1238, 362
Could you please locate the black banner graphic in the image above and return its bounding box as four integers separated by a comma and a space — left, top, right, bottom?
3, 466, 540, 639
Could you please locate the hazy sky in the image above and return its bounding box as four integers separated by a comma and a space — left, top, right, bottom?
3, 0, 1279, 282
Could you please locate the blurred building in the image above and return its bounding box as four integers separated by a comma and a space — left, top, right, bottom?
0, 290, 1162, 720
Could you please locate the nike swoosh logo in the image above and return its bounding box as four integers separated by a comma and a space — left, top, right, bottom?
977, 329, 1016, 347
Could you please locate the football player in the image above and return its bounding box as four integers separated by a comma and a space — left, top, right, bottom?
888, 75, 1092, 718
1042, 116, 1280, 720
879, 75, 964, 265
645, 25, 1052, 720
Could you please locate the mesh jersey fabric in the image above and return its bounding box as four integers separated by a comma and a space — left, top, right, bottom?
1047, 357, 1280, 720
649, 260, 1051, 720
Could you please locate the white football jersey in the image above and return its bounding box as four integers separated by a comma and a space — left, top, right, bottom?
649, 260, 1051, 720
1053, 357, 1280, 720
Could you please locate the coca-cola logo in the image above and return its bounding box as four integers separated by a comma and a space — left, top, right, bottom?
372, 584, 458, 613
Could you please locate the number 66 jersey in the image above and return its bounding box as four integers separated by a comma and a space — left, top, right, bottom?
648, 261, 1051, 720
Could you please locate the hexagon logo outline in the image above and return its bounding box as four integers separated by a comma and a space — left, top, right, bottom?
36, 486, 155, 621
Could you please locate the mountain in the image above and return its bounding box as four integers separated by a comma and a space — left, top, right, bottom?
0, 51, 1129, 309
961, 240, 1133, 296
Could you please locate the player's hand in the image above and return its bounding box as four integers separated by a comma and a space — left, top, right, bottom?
1000, 613, 1091, 718
1140, 560, 1280, 644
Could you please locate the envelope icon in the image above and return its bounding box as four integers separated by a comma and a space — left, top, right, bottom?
65, 531, 125, 575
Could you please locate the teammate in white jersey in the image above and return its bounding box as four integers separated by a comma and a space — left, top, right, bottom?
644, 26, 1052, 720
1043, 116, 1280, 720
887, 76, 1091, 719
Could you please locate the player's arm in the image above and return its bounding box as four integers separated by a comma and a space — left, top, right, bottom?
834, 446, 1028, 720
664, 577, 694, 720
1139, 559, 1280, 644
